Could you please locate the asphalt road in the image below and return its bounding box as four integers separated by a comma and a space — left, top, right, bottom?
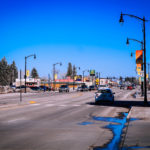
0, 88, 145, 150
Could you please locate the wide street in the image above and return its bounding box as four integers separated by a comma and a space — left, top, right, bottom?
0, 88, 150, 150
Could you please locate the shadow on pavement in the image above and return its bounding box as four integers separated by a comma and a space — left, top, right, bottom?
87, 100, 150, 108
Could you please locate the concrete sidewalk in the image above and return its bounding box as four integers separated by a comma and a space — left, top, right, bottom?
123, 106, 150, 149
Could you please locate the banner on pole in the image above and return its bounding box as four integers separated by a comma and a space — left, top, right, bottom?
136, 64, 142, 73
136, 50, 143, 64
26, 70, 30, 77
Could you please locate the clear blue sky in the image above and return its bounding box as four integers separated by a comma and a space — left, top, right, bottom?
0, 0, 150, 78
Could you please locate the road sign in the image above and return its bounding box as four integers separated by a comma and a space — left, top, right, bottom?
141, 77, 144, 82
90, 70, 95, 76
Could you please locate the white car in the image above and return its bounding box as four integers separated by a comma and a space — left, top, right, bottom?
95, 88, 115, 104
97, 84, 108, 90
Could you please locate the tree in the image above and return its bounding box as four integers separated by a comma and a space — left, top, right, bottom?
10, 61, 18, 85
66, 62, 72, 77
72, 65, 77, 78
0, 58, 18, 86
31, 68, 39, 78
0, 57, 9, 85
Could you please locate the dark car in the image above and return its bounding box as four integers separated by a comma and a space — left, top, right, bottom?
30, 87, 42, 91
59, 85, 69, 92
89, 85, 96, 91
40, 86, 51, 91
80, 85, 89, 92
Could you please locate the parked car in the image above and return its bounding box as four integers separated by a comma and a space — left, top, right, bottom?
77, 86, 82, 92
59, 85, 69, 92
81, 85, 89, 91
30, 87, 42, 91
89, 85, 96, 91
120, 85, 125, 89
95, 88, 115, 104
127, 86, 133, 90
40, 86, 51, 91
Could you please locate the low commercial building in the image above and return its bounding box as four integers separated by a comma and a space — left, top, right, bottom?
15, 78, 41, 87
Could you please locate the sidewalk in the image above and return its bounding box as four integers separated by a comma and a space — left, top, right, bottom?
123, 107, 150, 149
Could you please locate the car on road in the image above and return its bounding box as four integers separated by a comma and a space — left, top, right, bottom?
40, 86, 51, 91
127, 85, 133, 90
95, 88, 115, 104
30, 87, 42, 91
77, 86, 82, 92
59, 85, 69, 92
120, 85, 125, 89
89, 85, 96, 91
77, 85, 88, 92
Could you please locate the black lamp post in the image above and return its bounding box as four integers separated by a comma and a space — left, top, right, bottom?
73, 66, 80, 90
25, 54, 36, 93
82, 69, 89, 83
53, 62, 62, 91
126, 37, 144, 96
119, 12, 148, 103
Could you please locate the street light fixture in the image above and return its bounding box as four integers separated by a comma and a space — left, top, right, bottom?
119, 12, 148, 103
25, 54, 36, 93
126, 38, 129, 46
53, 62, 62, 91
119, 12, 124, 23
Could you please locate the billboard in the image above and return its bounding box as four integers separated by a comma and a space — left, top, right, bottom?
90, 70, 95, 76
74, 75, 82, 81
136, 50, 143, 64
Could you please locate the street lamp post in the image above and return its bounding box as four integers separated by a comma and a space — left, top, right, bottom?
126, 37, 144, 96
148, 63, 150, 82
25, 54, 36, 93
53, 62, 62, 91
82, 69, 89, 84
73, 66, 80, 90
119, 12, 148, 103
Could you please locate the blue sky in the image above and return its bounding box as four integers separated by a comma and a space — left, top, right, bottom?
0, 0, 150, 78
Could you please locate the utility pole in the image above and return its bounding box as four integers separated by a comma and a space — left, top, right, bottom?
99, 72, 100, 86
20, 69, 22, 102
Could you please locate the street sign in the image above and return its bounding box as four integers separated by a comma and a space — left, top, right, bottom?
90, 70, 95, 76
141, 77, 144, 82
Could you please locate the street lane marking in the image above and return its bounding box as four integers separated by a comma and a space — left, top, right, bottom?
6, 117, 27, 123
44, 104, 55, 107
59, 105, 67, 107
72, 104, 80, 107
30, 103, 40, 106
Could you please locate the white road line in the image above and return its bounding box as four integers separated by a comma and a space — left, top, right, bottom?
72, 105, 81, 107
30, 103, 41, 106
59, 105, 67, 107
44, 104, 55, 107
6, 117, 27, 123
